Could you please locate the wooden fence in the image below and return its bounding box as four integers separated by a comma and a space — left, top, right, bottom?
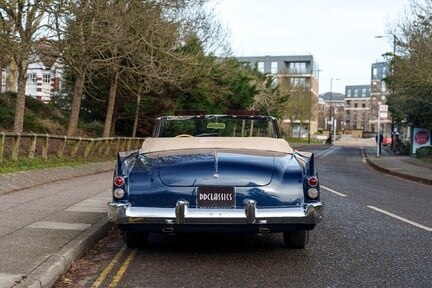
0, 132, 146, 162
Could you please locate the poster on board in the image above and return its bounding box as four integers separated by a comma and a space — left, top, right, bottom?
412, 128, 431, 154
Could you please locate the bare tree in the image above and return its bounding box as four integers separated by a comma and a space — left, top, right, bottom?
47, 0, 226, 137
98, 0, 226, 137
0, 12, 13, 93
0, 0, 51, 132
47, 0, 109, 136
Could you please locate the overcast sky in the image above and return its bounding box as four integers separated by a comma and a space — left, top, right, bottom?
215, 0, 410, 94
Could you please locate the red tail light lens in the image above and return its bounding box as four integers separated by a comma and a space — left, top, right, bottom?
114, 176, 125, 187
308, 176, 318, 187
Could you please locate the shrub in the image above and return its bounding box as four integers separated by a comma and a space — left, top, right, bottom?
24, 114, 48, 133
399, 141, 412, 155
25, 96, 52, 116
78, 122, 104, 137
0, 105, 14, 128
416, 146, 432, 158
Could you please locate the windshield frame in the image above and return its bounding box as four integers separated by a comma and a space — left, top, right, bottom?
152, 115, 281, 138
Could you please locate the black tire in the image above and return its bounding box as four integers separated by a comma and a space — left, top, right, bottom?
283, 230, 309, 249
122, 231, 149, 248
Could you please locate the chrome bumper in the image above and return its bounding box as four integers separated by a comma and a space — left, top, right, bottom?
107, 199, 323, 226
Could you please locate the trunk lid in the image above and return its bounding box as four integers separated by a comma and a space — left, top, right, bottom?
157, 151, 274, 187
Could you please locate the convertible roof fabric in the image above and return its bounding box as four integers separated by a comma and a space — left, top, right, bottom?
140, 137, 294, 154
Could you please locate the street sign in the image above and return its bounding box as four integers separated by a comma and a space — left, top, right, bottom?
379, 104, 388, 112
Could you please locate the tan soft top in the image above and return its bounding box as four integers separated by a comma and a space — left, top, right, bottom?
140, 137, 294, 154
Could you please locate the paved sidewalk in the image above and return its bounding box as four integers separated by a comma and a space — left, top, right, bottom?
0, 162, 115, 288
363, 145, 432, 185
335, 134, 432, 185
0, 138, 431, 288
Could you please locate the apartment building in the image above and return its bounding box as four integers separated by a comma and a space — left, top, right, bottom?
344, 85, 370, 130
237, 55, 319, 138
320, 91, 345, 132
370, 61, 391, 135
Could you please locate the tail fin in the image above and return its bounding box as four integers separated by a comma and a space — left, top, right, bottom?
309, 153, 315, 175
116, 150, 139, 174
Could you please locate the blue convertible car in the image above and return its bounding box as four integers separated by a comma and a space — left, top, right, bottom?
108, 112, 323, 248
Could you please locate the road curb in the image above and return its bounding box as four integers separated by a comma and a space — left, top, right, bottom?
362, 148, 432, 186
14, 218, 113, 288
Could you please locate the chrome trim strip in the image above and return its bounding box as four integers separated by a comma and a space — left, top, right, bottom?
108, 201, 323, 225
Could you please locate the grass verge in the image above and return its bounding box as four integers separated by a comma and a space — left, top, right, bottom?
0, 155, 114, 174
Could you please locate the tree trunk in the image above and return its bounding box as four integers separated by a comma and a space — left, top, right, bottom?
132, 85, 143, 138
7, 59, 18, 93
13, 60, 29, 133
13, 71, 28, 133
103, 65, 119, 137
67, 72, 85, 136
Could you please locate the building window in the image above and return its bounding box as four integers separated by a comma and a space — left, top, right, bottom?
28, 73, 37, 83
271, 62, 278, 74
372, 81, 378, 93
289, 62, 307, 74
290, 77, 309, 89
354, 89, 358, 97
362, 88, 367, 96
372, 67, 378, 80
43, 74, 51, 83
347, 89, 352, 97
257, 62, 265, 73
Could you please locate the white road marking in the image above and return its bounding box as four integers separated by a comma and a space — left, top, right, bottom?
321, 185, 347, 197
317, 147, 337, 158
367, 205, 432, 232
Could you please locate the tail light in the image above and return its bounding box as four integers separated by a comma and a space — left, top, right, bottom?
114, 176, 125, 187
307, 176, 318, 187
307, 176, 319, 199
113, 188, 125, 199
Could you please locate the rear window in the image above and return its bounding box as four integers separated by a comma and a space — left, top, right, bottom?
157, 116, 277, 138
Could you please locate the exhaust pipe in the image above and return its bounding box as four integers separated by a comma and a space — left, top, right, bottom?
259, 227, 270, 233
162, 227, 174, 233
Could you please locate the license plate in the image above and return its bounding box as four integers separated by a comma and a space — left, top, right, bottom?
196, 186, 235, 208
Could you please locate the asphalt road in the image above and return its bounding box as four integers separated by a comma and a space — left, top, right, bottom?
55, 145, 432, 288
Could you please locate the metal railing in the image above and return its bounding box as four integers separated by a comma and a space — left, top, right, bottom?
0, 132, 146, 162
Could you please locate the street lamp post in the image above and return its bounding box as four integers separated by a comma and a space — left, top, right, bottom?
375, 34, 397, 153
329, 78, 339, 143
308, 90, 311, 144
377, 102, 381, 157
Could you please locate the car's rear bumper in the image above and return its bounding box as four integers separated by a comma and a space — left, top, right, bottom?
107, 199, 323, 233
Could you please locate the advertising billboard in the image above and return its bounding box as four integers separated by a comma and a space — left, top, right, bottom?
412, 128, 431, 154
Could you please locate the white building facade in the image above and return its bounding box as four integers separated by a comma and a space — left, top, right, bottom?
1, 62, 62, 103
25, 62, 63, 103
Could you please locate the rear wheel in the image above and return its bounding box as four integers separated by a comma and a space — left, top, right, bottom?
283, 230, 309, 249
122, 231, 149, 248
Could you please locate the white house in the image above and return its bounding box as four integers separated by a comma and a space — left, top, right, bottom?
25, 61, 63, 103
